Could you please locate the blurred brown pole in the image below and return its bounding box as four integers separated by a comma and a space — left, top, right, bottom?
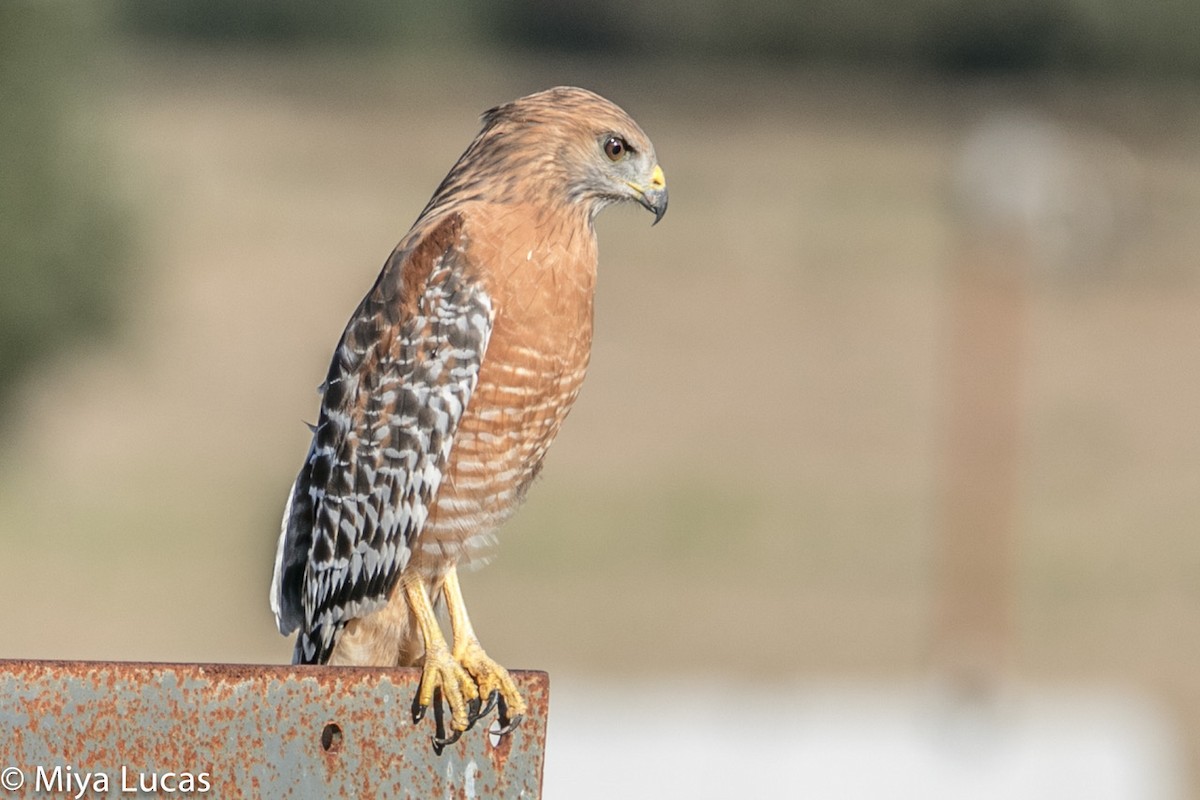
934, 231, 1028, 691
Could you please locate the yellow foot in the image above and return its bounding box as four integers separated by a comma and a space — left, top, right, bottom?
442, 567, 526, 737
402, 573, 481, 752
412, 638, 481, 739
455, 638, 528, 735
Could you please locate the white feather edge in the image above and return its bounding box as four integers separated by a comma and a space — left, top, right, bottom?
269, 481, 297, 634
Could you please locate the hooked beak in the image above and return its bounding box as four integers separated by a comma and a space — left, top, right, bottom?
629, 164, 668, 225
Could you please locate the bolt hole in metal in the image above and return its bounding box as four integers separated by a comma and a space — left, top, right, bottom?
487, 719, 502, 749
321, 722, 344, 754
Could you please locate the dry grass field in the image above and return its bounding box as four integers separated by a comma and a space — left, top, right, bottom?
3, 44, 1200, 791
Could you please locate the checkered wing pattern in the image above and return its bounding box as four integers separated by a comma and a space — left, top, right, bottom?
271, 214, 493, 664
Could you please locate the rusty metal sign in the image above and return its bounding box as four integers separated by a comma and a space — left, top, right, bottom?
0, 660, 547, 798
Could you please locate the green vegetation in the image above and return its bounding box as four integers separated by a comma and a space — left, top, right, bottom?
114, 0, 1200, 77
117, 0, 415, 46
0, 4, 128, 419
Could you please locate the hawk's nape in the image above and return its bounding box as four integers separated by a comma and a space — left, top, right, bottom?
270, 86, 667, 749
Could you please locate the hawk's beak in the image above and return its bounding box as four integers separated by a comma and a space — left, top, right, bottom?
629, 164, 668, 225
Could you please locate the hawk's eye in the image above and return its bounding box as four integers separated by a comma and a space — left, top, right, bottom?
603, 136, 628, 161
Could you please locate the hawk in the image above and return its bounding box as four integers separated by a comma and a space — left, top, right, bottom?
270, 86, 667, 747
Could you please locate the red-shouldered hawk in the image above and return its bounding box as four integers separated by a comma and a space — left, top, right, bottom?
270, 87, 666, 749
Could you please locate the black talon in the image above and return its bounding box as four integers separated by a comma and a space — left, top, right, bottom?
412, 696, 427, 724
477, 690, 499, 720
465, 694, 483, 726
494, 694, 524, 737
432, 728, 464, 751
494, 714, 524, 737
431, 690, 448, 753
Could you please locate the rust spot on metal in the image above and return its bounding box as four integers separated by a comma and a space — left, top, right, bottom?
0, 660, 547, 798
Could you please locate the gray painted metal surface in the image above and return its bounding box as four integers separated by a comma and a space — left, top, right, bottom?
0, 660, 547, 798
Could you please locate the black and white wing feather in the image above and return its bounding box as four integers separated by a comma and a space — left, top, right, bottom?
270, 214, 493, 664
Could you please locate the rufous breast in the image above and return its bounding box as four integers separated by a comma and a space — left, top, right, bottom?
415, 203, 598, 571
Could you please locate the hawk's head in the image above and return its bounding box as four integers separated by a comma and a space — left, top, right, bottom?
473, 86, 668, 225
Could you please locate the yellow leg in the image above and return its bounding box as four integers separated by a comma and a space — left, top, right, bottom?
402, 572, 480, 736
443, 565, 527, 732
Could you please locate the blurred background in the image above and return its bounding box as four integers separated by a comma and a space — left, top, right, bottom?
2, 1, 1199, 796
